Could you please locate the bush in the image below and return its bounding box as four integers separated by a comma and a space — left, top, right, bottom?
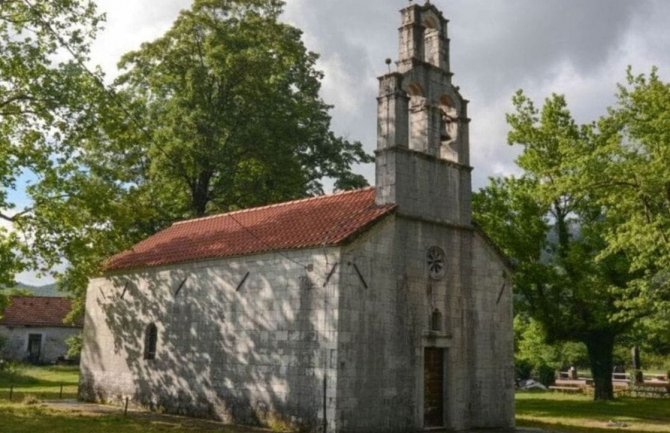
515, 314, 588, 383
0, 358, 19, 374
534, 364, 556, 386
65, 333, 82, 360
0, 334, 7, 369
515, 359, 533, 381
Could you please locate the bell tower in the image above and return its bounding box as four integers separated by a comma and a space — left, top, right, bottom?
376, 1, 472, 225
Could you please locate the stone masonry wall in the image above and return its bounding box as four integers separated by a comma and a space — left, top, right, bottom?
469, 233, 515, 428
334, 215, 513, 432
80, 247, 341, 432
375, 149, 471, 225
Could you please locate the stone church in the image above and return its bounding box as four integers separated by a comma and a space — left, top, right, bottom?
80, 3, 514, 432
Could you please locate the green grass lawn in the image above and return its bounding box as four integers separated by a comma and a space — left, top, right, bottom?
3, 366, 670, 433
0, 364, 267, 433
0, 402, 268, 433
0, 364, 79, 400
517, 391, 670, 433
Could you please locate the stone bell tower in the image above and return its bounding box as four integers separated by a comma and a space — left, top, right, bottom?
376, 1, 472, 225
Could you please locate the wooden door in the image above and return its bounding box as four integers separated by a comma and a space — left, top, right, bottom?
424, 347, 444, 427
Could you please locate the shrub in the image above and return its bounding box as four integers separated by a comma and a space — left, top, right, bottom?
534, 364, 556, 386
65, 333, 82, 360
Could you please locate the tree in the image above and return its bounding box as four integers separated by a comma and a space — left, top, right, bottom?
4, 0, 373, 317
0, 0, 104, 296
583, 68, 670, 371
114, 0, 372, 217
585, 68, 670, 296
514, 314, 588, 385
474, 92, 644, 400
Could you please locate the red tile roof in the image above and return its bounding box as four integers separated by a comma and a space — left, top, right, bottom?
105, 187, 395, 271
0, 296, 81, 328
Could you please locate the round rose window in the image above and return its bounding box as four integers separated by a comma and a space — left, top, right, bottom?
427, 246, 446, 280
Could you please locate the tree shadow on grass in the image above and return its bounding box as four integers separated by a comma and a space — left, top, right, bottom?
0, 366, 79, 388
0, 372, 62, 388
519, 419, 670, 433
516, 396, 670, 423
0, 404, 269, 433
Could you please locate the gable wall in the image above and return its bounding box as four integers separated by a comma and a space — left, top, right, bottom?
334, 215, 513, 432
468, 232, 515, 427
80, 247, 342, 431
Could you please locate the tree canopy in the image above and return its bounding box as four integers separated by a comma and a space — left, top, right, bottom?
0, 0, 104, 290
115, 0, 371, 217
0, 0, 373, 316
474, 78, 669, 400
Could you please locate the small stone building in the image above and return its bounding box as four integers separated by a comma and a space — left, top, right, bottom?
80, 3, 514, 432
0, 296, 81, 364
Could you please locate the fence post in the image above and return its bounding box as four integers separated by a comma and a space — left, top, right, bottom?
9, 384, 13, 401
59, 383, 64, 399
124, 397, 129, 416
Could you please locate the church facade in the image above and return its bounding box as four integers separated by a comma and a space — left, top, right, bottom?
79, 3, 514, 432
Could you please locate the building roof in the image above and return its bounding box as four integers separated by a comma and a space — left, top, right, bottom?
0, 296, 81, 328
105, 187, 396, 271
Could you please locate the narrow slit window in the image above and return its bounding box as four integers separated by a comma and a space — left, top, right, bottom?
431, 309, 443, 332
144, 323, 158, 360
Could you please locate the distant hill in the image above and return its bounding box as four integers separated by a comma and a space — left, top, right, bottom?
13, 282, 61, 297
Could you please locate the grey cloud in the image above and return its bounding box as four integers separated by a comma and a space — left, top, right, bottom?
449, 0, 639, 98
93, 0, 668, 191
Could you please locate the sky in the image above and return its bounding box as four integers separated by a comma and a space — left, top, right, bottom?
87, 0, 670, 188
12, 0, 670, 284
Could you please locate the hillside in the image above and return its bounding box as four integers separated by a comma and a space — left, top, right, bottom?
13, 282, 61, 297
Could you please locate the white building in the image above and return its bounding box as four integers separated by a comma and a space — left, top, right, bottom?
0, 296, 81, 364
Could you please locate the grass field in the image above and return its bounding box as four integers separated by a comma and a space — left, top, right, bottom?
517, 391, 670, 433
0, 364, 79, 400
0, 364, 267, 433
0, 402, 268, 433
3, 365, 670, 432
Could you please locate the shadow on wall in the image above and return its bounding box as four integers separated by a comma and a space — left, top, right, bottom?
80, 255, 337, 431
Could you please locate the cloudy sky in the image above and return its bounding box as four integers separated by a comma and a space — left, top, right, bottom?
13, 0, 670, 284
89, 0, 670, 188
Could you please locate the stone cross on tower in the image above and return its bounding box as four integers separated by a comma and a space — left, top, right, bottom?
375, 2, 472, 225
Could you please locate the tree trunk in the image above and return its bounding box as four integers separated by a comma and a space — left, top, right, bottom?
191, 170, 213, 216
585, 332, 615, 400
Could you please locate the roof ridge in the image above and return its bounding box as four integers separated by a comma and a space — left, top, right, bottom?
10, 295, 69, 300
173, 186, 376, 226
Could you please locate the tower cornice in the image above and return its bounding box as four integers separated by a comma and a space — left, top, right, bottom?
375, 146, 473, 172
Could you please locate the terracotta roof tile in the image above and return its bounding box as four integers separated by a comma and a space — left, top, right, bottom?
0, 296, 80, 328
105, 187, 395, 271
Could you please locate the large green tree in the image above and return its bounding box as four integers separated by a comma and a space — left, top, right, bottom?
587, 69, 670, 283
583, 69, 670, 366
0, 0, 104, 290
4, 0, 373, 316
474, 92, 645, 400
115, 0, 371, 216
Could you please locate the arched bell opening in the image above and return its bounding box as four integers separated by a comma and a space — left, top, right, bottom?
407, 83, 429, 153
422, 16, 441, 67
439, 94, 459, 161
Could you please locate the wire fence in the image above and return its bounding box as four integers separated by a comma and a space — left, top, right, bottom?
0, 383, 78, 402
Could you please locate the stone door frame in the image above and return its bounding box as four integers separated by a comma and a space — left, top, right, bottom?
417, 333, 451, 430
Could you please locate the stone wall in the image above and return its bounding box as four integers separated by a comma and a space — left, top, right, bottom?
334, 215, 513, 432
80, 247, 341, 431
80, 217, 513, 433
375, 148, 472, 224
469, 232, 515, 428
